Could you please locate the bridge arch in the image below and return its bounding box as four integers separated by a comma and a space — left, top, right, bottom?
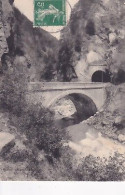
50, 92, 97, 123
46, 89, 105, 111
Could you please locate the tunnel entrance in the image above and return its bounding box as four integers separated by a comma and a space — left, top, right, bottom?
51, 93, 97, 128
1, 53, 9, 72
92, 70, 110, 83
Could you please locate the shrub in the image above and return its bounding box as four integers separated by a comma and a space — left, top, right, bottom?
53, 146, 77, 180
54, 150, 125, 181
15, 103, 68, 158
0, 55, 68, 159
74, 153, 125, 181
0, 56, 27, 116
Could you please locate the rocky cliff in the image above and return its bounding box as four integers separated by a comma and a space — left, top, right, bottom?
57, 0, 125, 82
0, 0, 59, 81
0, 1, 8, 56
0, 0, 8, 72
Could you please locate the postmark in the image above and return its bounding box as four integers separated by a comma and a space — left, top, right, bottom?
34, 0, 66, 26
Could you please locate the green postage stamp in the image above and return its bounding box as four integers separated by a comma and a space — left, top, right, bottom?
34, 0, 66, 26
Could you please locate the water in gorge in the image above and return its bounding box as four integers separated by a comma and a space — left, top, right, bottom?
52, 96, 125, 159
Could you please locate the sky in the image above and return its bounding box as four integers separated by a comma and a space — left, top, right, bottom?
14, 0, 79, 39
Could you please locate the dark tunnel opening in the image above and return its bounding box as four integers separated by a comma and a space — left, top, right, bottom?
0, 53, 9, 75
52, 93, 97, 128
86, 20, 95, 36
92, 70, 111, 83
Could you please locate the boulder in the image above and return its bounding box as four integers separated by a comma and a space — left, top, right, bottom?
0, 132, 15, 154
115, 116, 123, 125
101, 120, 110, 126
118, 134, 125, 142
109, 33, 117, 44
114, 116, 125, 129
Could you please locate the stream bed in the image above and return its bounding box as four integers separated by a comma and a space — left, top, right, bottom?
66, 122, 125, 158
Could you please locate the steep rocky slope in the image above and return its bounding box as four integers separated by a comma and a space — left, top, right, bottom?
57, 0, 125, 82
0, 1, 8, 59
57, 0, 125, 153
85, 84, 125, 141
0, 0, 59, 81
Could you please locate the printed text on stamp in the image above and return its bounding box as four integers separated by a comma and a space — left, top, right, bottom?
34, 0, 66, 26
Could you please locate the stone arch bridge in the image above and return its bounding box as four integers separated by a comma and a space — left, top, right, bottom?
27, 82, 108, 111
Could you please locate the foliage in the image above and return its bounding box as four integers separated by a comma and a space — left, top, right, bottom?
74, 153, 125, 181
50, 149, 125, 181
16, 103, 68, 158
0, 54, 67, 159
57, 37, 77, 81
41, 47, 58, 81
0, 55, 27, 116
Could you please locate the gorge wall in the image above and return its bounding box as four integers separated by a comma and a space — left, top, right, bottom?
0, 1, 8, 56
0, 0, 8, 72
0, 0, 59, 81
57, 0, 125, 83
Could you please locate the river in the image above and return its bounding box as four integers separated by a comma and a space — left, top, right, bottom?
55, 116, 125, 159
53, 98, 125, 159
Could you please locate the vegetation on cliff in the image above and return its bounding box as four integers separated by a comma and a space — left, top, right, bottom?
1, 0, 59, 82
57, 0, 125, 82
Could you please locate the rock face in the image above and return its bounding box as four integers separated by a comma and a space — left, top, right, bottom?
0, 0, 8, 59
0, 132, 15, 154
57, 0, 125, 82
52, 98, 76, 119
0, 0, 59, 81
118, 134, 125, 142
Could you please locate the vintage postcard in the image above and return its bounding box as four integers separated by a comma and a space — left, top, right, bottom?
0, 0, 125, 181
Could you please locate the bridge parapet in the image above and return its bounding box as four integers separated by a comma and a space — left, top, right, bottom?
28, 82, 109, 92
